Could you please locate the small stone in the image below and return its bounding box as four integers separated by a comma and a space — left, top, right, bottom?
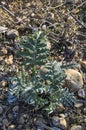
80, 60, 86, 69
78, 89, 85, 99
12, 105, 19, 112
31, 13, 35, 17
1, 80, 7, 87
65, 69, 83, 92
17, 125, 22, 129
70, 125, 83, 130
83, 108, 86, 114
51, 13, 55, 20
8, 124, 15, 130
59, 118, 67, 129
52, 116, 67, 129
1, 47, 8, 54
42, 25, 47, 30
59, 114, 66, 118
74, 102, 83, 108
25, 2, 31, 7
2, 118, 9, 126
40, 65, 48, 77
0, 106, 3, 114
52, 116, 60, 126
76, 109, 82, 114
35, 117, 46, 127
8, 113, 13, 119
19, 116, 25, 124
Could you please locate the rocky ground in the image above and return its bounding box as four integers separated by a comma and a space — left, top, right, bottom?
0, 0, 86, 130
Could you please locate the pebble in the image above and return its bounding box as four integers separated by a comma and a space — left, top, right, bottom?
65, 69, 83, 92
74, 102, 83, 108
1, 80, 7, 87
83, 108, 86, 114
0, 106, 3, 114
17, 125, 22, 129
52, 116, 60, 126
59, 114, 66, 118
50, 13, 55, 20
52, 116, 67, 129
35, 118, 46, 127
12, 105, 19, 112
19, 116, 25, 124
70, 125, 83, 130
78, 89, 85, 99
8, 113, 13, 119
59, 118, 67, 129
2, 118, 9, 126
8, 124, 15, 130
25, 2, 31, 7
31, 13, 35, 17
42, 25, 47, 30
80, 60, 86, 69
1, 47, 8, 54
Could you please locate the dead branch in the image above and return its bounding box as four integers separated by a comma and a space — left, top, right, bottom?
68, 10, 86, 29
0, 4, 15, 17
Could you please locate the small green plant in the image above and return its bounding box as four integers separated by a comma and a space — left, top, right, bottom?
8, 31, 75, 113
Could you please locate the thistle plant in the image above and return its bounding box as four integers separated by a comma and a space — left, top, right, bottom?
8, 31, 75, 113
